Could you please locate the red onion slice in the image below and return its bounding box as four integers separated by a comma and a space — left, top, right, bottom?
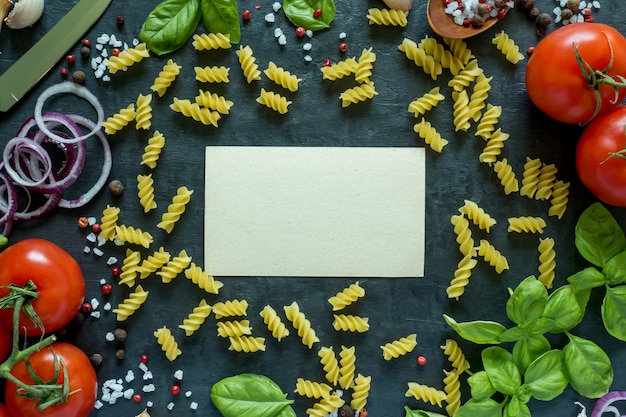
3, 137, 53, 189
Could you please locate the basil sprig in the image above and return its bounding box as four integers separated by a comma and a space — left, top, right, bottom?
283, 0, 336, 31
140, 0, 239, 55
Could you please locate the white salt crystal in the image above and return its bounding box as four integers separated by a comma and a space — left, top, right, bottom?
102, 75, 111, 82
105, 332, 115, 342
142, 384, 156, 392
107, 256, 118, 265
93, 248, 104, 257
123, 388, 134, 399
86, 232, 97, 242
272, 1, 281, 11
174, 370, 184, 380
83, 246, 91, 253
91, 298, 100, 310
100, 278, 107, 285
339, 32, 346, 39
303, 42, 312, 51
146, 401, 154, 407
103, 302, 111, 311
143, 370, 153, 380
94, 400, 103, 409
274, 27, 283, 37
278, 34, 287, 45
139, 362, 148, 372
265, 12, 275, 22
304, 55, 312, 62
125, 370, 135, 382
90, 311, 101, 319
167, 402, 175, 410
306, 29, 313, 37
190, 402, 198, 410
185, 391, 192, 397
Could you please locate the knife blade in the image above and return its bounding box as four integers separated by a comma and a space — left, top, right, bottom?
0, 0, 112, 112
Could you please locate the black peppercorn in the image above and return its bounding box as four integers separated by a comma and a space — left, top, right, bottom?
494, 0, 505, 8
116, 15, 125, 25
476, 3, 490, 16
339, 405, 355, 417
519, 0, 535, 12
471, 14, 486, 28
80, 46, 91, 57
114, 328, 127, 342
528, 7, 540, 20
561, 8, 574, 20
108, 179, 124, 195
537, 12, 552, 28
72, 70, 86, 84
115, 348, 126, 360
90, 353, 103, 367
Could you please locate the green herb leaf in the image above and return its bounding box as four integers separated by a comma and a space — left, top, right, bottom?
403, 406, 448, 417
283, 0, 336, 31
602, 285, 626, 341
511, 333, 550, 374
482, 347, 521, 396
525, 350, 568, 401
514, 384, 532, 404
200, 0, 240, 43
503, 396, 530, 417
444, 314, 507, 344
454, 398, 503, 417
542, 285, 590, 333
140, 0, 201, 55
562, 334, 613, 398
604, 251, 626, 285
506, 276, 547, 326
498, 325, 525, 343
210, 373, 296, 417
567, 267, 606, 290
467, 371, 496, 400
575, 202, 625, 268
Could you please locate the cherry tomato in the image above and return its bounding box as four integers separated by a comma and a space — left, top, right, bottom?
0, 321, 12, 363
526, 23, 626, 125
0, 403, 12, 417
576, 106, 626, 207
0, 239, 85, 336
4, 342, 96, 417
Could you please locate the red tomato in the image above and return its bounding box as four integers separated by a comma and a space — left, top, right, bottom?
526, 23, 626, 125
0, 321, 11, 363
0, 403, 12, 417
0, 239, 85, 336
576, 105, 626, 207
4, 342, 97, 417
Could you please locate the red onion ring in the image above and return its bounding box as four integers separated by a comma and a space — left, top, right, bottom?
0, 173, 18, 227
34, 82, 104, 144
591, 391, 626, 417
3, 137, 53, 189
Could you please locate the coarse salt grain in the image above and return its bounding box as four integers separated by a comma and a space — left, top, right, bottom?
339, 32, 347, 39
272, 1, 281, 11
138, 362, 148, 372
274, 27, 283, 37
303, 43, 312, 51
306, 29, 313, 37
91, 311, 101, 318
167, 402, 175, 410
100, 278, 107, 285
91, 298, 100, 309
143, 384, 156, 392
146, 401, 154, 407
185, 391, 192, 397
123, 388, 134, 399
174, 370, 184, 380
86, 232, 97, 242
265, 13, 275, 22
93, 248, 104, 256
125, 370, 135, 382
107, 256, 118, 265
94, 400, 104, 409
105, 332, 115, 342
143, 370, 153, 380
190, 402, 198, 410
103, 302, 112, 310
278, 34, 287, 45
83, 246, 91, 253
304, 55, 313, 62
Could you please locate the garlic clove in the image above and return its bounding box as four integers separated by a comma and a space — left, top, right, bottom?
382, 0, 414, 12
0, 0, 13, 34
5, 0, 44, 30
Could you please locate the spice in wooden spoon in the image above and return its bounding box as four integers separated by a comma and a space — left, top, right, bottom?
427, 0, 515, 40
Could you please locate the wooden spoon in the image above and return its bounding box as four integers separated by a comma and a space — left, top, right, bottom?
426, 0, 514, 40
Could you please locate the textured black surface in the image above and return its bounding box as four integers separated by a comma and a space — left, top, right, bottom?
0, 1, 625, 416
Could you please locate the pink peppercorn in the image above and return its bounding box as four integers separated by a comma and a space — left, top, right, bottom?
313, 8, 322, 18
242, 9, 251, 20
91, 223, 101, 233
81, 302, 92, 313
322, 59, 332, 67
60, 67, 69, 76
111, 267, 121, 277
171, 385, 181, 395
101, 283, 112, 295
295, 26, 306, 37
339, 42, 348, 53
417, 355, 427, 366
66, 54, 75, 64
140, 354, 149, 364
133, 394, 142, 403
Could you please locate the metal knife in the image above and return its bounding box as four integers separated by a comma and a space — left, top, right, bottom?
0, 0, 112, 112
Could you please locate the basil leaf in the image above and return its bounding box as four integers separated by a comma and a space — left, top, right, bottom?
575, 202, 625, 268
567, 267, 606, 290
200, 0, 240, 43
514, 384, 532, 404
506, 276, 547, 326
140, 0, 201, 55
602, 285, 626, 341
444, 314, 507, 344
498, 325, 525, 343
403, 406, 447, 417
454, 398, 503, 417
283, 0, 336, 31
467, 371, 496, 400
525, 350, 568, 401
542, 285, 590, 333
604, 251, 626, 286
210, 373, 296, 417
512, 333, 550, 374
504, 397, 530, 417
482, 346, 521, 396
562, 334, 613, 398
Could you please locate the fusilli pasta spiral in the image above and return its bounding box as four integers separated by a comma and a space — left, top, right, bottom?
157, 186, 194, 233
179, 299, 212, 336
328, 281, 365, 311
479, 128, 510, 166
134, 93, 153, 130
256, 88, 292, 114
476, 239, 509, 274
318, 346, 340, 386
447, 59, 482, 92
367, 8, 408, 26
217, 320, 252, 338
259, 305, 289, 341
194, 66, 230, 83
228, 335, 266, 352
156, 249, 192, 284
184, 262, 224, 294
520, 157, 542, 198
192, 32, 231, 50
213, 299, 249, 319
467, 73, 492, 122
355, 47, 376, 84
154, 326, 182, 361
535, 163, 558, 200
195, 90, 234, 114
380, 333, 417, 360
440, 339, 470, 373
113, 284, 149, 321
114, 224, 153, 248
452, 90, 471, 132
475, 103, 502, 140
447, 254, 478, 301
538, 237, 556, 289
284, 301, 319, 348
443, 369, 462, 416
294, 378, 332, 399
138, 246, 170, 279
419, 35, 464, 76
451, 214, 476, 257
170, 98, 221, 127
141, 130, 165, 169
119, 248, 141, 287
151, 59, 182, 97
307, 393, 345, 417
405, 382, 447, 407
443, 37, 474, 65
102, 104, 136, 135
413, 118, 449, 153
494, 158, 520, 195
236, 45, 261, 83
458, 199, 496, 232
339, 82, 378, 107
320, 57, 358, 80
507, 216, 546, 234
492, 30, 524, 64
398, 38, 442, 80
408, 87, 445, 117
332, 314, 370, 333
107, 43, 150, 74
548, 180, 570, 219
264, 61, 302, 92
136, 173, 156, 213
351, 374, 371, 413
338, 345, 356, 389
99, 205, 120, 240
